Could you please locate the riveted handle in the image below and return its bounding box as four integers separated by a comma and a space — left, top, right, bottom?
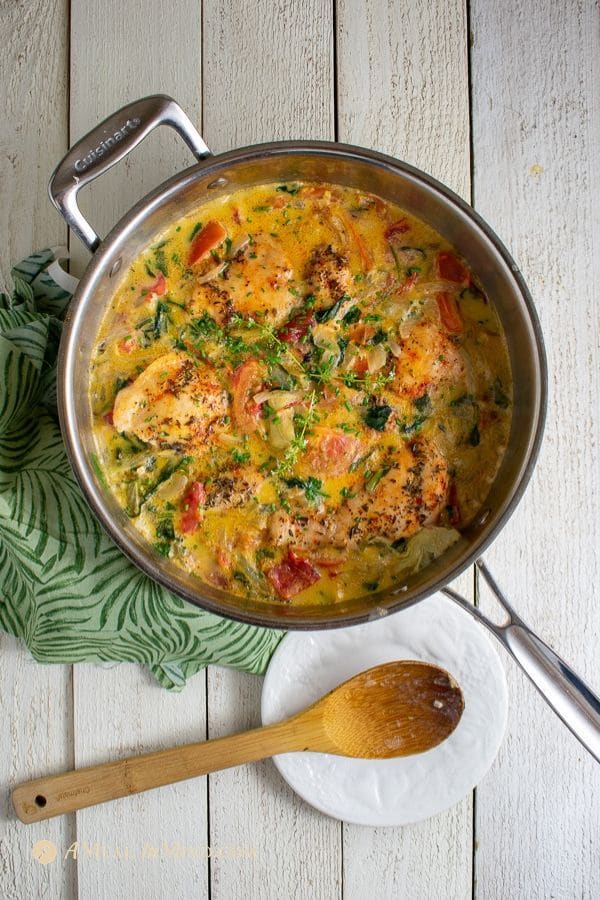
48, 94, 211, 253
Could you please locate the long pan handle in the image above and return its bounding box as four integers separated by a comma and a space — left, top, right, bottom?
443, 559, 600, 763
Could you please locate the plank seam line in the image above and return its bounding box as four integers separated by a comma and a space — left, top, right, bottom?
205, 665, 212, 900
332, 0, 339, 142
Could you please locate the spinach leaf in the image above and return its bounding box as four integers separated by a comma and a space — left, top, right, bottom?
315, 299, 343, 322
342, 305, 361, 325
490, 377, 510, 408
363, 401, 393, 431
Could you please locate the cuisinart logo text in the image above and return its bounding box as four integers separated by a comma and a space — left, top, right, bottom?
74, 117, 141, 172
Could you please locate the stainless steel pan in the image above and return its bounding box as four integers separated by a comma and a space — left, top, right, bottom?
50, 96, 600, 760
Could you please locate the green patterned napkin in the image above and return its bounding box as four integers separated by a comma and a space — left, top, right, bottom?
0, 251, 282, 689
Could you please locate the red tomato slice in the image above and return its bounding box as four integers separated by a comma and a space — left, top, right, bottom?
399, 271, 419, 293
276, 309, 316, 344
435, 251, 470, 286
267, 550, 321, 600
446, 481, 461, 527
435, 292, 463, 333
385, 219, 410, 238
231, 360, 266, 432
118, 336, 136, 353
179, 481, 206, 533
352, 356, 370, 377
146, 272, 166, 296
188, 220, 227, 266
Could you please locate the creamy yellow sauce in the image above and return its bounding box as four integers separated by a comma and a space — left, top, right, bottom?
90, 181, 512, 605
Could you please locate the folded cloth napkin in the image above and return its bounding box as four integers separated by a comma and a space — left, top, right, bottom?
0, 251, 282, 689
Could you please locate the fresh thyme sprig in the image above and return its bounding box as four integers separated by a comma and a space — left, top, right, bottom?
273, 390, 317, 477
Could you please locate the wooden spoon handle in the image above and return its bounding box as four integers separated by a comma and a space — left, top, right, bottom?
12, 716, 321, 824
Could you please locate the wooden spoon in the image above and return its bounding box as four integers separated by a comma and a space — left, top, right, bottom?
12, 660, 463, 824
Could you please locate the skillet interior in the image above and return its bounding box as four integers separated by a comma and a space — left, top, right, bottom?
59, 143, 546, 629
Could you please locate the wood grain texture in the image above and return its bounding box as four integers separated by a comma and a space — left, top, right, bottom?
0, 0, 69, 285
0, 3, 73, 898
69, 3, 209, 898
0, 635, 76, 900
337, 0, 470, 198
202, 0, 334, 152
470, 1, 600, 897
207, 670, 341, 900
337, 3, 473, 897
69, 0, 203, 275
202, 7, 342, 897
73, 664, 209, 900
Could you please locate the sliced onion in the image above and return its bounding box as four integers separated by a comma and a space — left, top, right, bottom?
154, 473, 189, 501
229, 234, 251, 257
218, 432, 244, 447
268, 406, 296, 448
365, 344, 387, 373
252, 389, 304, 410
312, 322, 338, 348
411, 280, 458, 296
196, 261, 227, 284
388, 337, 402, 358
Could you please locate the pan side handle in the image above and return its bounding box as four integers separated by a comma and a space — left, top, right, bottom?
49, 95, 211, 252
442, 559, 600, 764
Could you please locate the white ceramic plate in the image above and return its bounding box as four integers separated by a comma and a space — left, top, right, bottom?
261, 593, 508, 826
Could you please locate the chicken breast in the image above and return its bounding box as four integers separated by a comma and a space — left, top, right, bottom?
112, 351, 229, 450
191, 234, 297, 326
391, 319, 466, 400
305, 245, 353, 305
268, 438, 449, 551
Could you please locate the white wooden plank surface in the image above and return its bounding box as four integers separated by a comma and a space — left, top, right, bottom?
1, 1, 599, 898
0, 0, 69, 284
68, 2, 209, 898
73, 664, 209, 900
0, 3, 74, 898
470, 1, 600, 898
202, 4, 343, 899
337, 0, 471, 198
0, 636, 76, 900
337, 4, 474, 897
69, 0, 204, 277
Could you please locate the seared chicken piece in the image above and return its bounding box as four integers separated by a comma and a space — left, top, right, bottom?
204, 471, 264, 511
391, 319, 466, 400
112, 351, 228, 450
191, 234, 296, 326
268, 438, 448, 551
345, 438, 449, 541
305, 245, 353, 305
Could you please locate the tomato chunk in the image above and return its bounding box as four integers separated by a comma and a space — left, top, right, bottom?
145, 272, 166, 296
267, 550, 321, 600
385, 218, 411, 238
399, 271, 419, 293
435, 291, 463, 333
276, 309, 316, 344
231, 360, 266, 432
188, 220, 227, 266
435, 251, 470, 286
179, 481, 206, 533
